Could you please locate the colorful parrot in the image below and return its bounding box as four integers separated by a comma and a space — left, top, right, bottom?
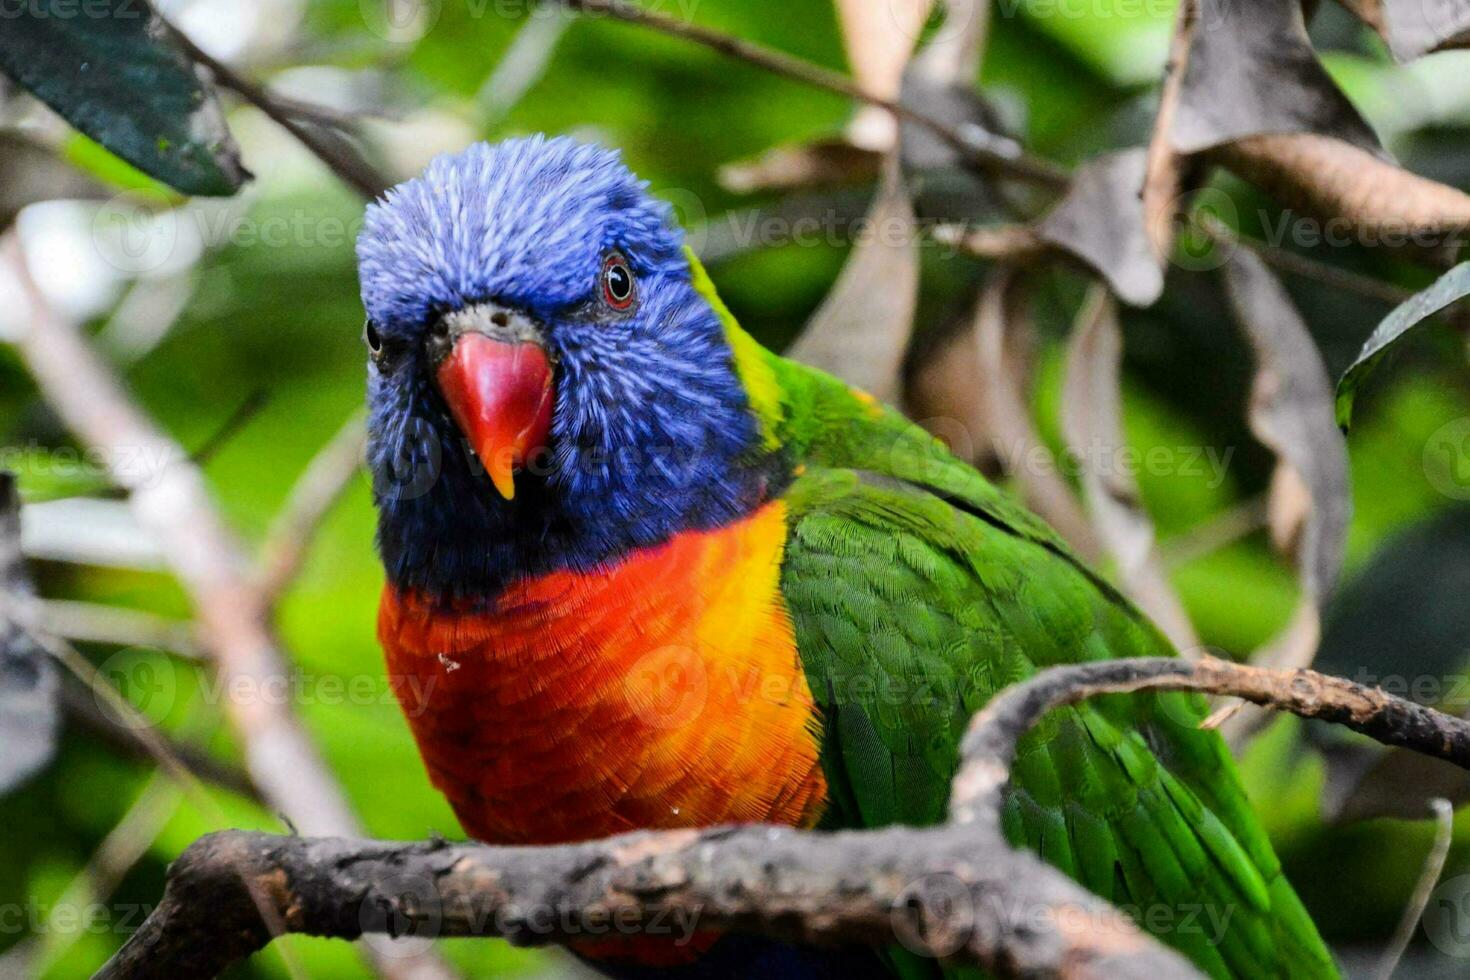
357, 136, 1337, 980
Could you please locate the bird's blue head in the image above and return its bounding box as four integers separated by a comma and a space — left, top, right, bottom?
357, 136, 782, 599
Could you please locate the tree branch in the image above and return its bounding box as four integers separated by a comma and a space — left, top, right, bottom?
3, 236, 454, 980
255, 409, 367, 606
557, 0, 1068, 188
98, 819, 1195, 980
158, 16, 389, 200
99, 654, 1470, 979
950, 656, 1470, 822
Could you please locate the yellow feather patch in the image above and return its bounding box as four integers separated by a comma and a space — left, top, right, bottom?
684, 245, 783, 449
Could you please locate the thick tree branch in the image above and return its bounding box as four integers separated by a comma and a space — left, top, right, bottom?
99, 654, 1470, 979
98, 821, 1194, 980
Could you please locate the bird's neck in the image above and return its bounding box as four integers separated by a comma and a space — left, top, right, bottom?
374, 426, 788, 601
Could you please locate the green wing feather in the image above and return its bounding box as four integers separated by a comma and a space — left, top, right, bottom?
757, 349, 1337, 980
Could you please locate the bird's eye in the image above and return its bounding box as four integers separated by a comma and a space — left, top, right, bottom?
600, 253, 636, 312
364, 321, 383, 356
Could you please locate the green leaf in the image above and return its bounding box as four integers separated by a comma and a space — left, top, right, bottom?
0, 0, 248, 196
1335, 262, 1470, 430
61, 131, 184, 200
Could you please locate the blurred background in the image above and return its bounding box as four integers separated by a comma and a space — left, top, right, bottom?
2, 0, 1470, 976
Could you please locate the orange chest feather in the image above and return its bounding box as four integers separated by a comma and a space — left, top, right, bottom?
378, 501, 827, 846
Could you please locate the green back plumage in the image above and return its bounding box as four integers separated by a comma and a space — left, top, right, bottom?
689, 253, 1336, 980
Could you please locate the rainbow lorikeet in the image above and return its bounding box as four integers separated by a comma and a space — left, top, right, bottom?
357, 136, 1337, 980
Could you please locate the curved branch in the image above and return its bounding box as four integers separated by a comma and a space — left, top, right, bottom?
98, 654, 1470, 979
950, 656, 1470, 823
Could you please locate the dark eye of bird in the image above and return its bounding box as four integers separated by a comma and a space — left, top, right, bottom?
364, 321, 383, 356
600, 253, 635, 312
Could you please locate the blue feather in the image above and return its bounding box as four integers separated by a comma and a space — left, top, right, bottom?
357, 136, 781, 600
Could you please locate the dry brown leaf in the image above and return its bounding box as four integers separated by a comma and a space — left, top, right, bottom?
834, 0, 931, 149
905, 293, 1032, 476
1061, 285, 1199, 651
1174, 0, 1380, 156
1140, 0, 1198, 260
717, 140, 881, 194
1334, 0, 1470, 61
1214, 135, 1470, 261
1215, 248, 1350, 741
786, 156, 918, 405
1164, 0, 1470, 257
936, 150, 1165, 306
972, 270, 1103, 561
834, 0, 930, 97
1036, 150, 1164, 307
908, 0, 986, 87
897, 0, 1004, 177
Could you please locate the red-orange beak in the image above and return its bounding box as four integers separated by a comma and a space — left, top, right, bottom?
432, 305, 554, 501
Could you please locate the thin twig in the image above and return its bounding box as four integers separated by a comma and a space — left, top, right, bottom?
158, 17, 389, 199
1158, 495, 1270, 571
3, 235, 456, 980
190, 388, 269, 467
1373, 798, 1455, 980
59, 685, 260, 801
20, 618, 230, 820
557, 0, 1068, 188
256, 409, 367, 606
1200, 214, 1414, 307
15, 773, 182, 977
35, 598, 202, 660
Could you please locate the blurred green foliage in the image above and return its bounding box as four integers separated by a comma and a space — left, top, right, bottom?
2, 1, 1470, 976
